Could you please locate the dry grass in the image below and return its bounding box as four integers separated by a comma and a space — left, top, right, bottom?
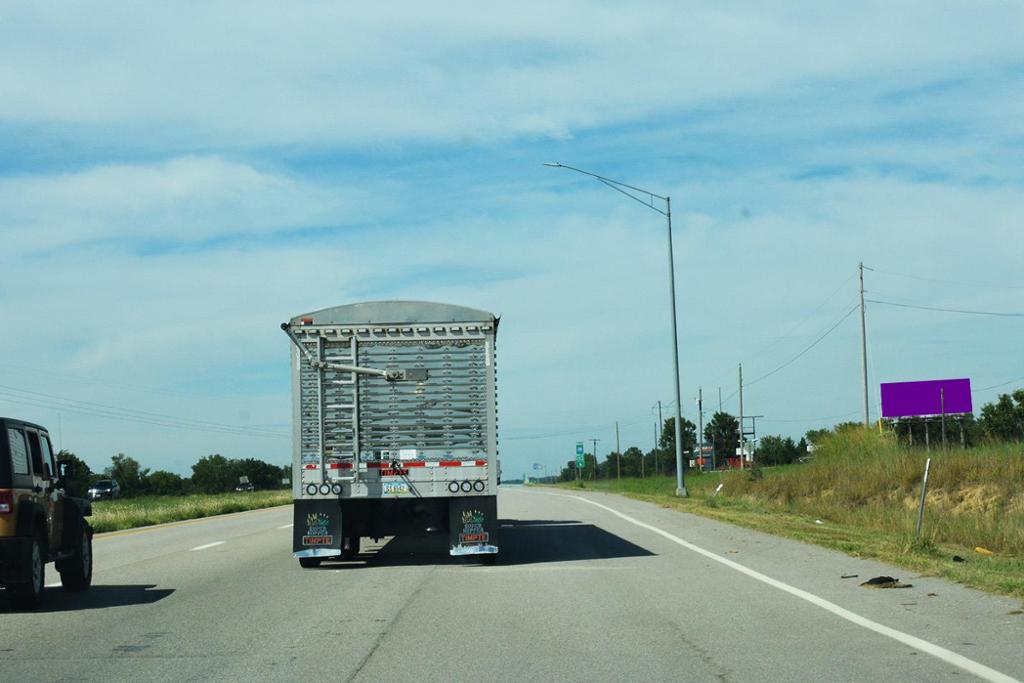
551, 432, 1024, 599
90, 490, 291, 532
719, 430, 1024, 556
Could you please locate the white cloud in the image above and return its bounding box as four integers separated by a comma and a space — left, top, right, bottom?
0, 156, 354, 251
1, 2, 1021, 146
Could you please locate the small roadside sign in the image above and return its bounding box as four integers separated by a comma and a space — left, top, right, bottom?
575, 442, 585, 468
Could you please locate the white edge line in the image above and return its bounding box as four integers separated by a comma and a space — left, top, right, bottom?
190, 541, 226, 552
538, 490, 1019, 683
278, 523, 293, 529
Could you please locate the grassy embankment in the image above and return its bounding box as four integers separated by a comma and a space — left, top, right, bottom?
553, 430, 1024, 600
89, 490, 291, 533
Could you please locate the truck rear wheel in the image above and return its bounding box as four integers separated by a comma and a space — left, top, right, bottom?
7, 534, 45, 610
58, 524, 93, 591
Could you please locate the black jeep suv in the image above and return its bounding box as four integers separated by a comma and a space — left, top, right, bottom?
0, 418, 93, 610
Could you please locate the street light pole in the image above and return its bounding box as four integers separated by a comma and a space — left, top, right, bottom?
546, 162, 687, 496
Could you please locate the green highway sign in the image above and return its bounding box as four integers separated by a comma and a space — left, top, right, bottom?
575, 441, 585, 468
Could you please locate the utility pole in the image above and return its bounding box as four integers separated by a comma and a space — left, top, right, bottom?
615, 421, 621, 480
697, 387, 704, 472
738, 364, 744, 470
647, 419, 655, 479
591, 438, 600, 480
718, 387, 722, 413
657, 400, 663, 476
859, 262, 870, 428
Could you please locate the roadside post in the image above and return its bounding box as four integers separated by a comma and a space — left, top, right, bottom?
576, 442, 585, 483
915, 457, 932, 541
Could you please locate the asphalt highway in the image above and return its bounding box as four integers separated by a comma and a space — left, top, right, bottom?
1, 487, 1021, 682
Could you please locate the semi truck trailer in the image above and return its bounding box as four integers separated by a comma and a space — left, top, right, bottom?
282, 301, 500, 566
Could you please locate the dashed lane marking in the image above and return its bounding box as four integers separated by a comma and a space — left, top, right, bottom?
190, 541, 226, 552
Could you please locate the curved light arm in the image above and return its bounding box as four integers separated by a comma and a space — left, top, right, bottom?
544, 162, 668, 216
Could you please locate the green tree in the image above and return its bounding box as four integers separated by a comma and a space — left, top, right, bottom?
105, 453, 150, 497
233, 458, 286, 490
621, 446, 644, 477
979, 390, 1024, 441
704, 412, 739, 467
56, 450, 93, 497
147, 470, 187, 495
660, 417, 697, 472
755, 435, 800, 466
191, 454, 236, 493
804, 428, 830, 447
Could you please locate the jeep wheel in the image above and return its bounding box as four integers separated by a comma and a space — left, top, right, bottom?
298, 556, 322, 568
8, 535, 45, 610
58, 525, 93, 591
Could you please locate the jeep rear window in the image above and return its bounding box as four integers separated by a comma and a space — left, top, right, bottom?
7, 427, 30, 476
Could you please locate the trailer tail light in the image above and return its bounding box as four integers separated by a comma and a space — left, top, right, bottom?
0, 489, 13, 513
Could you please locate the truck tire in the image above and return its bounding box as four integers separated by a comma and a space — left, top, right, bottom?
298, 557, 321, 568
7, 534, 45, 610
57, 524, 93, 591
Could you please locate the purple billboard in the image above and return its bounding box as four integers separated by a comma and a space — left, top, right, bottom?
880, 378, 973, 418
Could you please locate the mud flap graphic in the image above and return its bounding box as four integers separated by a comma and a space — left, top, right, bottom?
448, 496, 498, 556
293, 500, 343, 558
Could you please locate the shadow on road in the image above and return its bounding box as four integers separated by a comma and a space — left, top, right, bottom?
316, 518, 655, 569
1, 584, 175, 613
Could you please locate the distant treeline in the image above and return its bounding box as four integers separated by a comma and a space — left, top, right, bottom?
559, 389, 1024, 481
57, 451, 289, 497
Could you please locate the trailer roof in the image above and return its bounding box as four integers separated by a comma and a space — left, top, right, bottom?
290, 300, 497, 326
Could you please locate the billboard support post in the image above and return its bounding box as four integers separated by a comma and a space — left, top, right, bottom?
940, 388, 947, 452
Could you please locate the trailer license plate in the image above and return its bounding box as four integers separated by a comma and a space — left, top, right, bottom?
384, 482, 409, 495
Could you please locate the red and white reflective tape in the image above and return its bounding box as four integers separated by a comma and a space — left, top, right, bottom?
308, 460, 487, 470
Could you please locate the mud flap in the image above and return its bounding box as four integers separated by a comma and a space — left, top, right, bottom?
293, 499, 343, 558
448, 495, 498, 556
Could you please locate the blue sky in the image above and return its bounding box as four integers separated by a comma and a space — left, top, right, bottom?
1, 2, 1022, 478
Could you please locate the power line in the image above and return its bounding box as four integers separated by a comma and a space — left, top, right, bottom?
972, 376, 1024, 393
0, 361, 227, 400
872, 268, 1024, 290
747, 279, 857, 364
867, 299, 1024, 318
0, 384, 288, 439
699, 275, 858, 392
759, 411, 860, 424
746, 305, 860, 387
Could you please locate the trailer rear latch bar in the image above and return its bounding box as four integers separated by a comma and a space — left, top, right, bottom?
281, 323, 428, 381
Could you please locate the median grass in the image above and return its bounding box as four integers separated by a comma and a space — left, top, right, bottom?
89, 490, 291, 533
554, 431, 1024, 600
